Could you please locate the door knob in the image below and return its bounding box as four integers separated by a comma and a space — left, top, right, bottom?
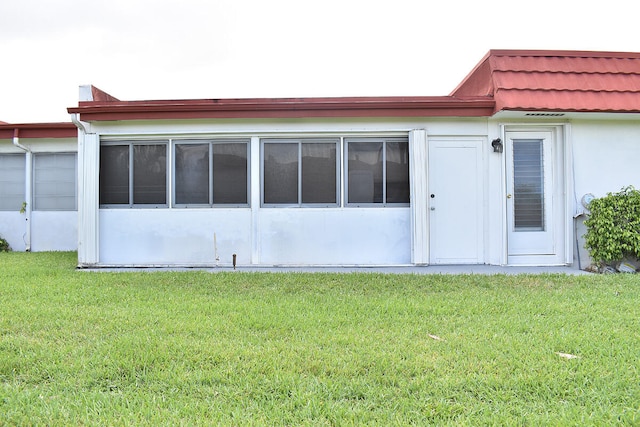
430, 207, 435, 211
507, 194, 512, 199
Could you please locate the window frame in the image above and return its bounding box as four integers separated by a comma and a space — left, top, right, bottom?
172, 139, 250, 208
261, 138, 340, 208
99, 140, 169, 208
344, 137, 410, 207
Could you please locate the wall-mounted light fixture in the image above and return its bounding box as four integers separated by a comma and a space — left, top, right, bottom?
491, 138, 503, 153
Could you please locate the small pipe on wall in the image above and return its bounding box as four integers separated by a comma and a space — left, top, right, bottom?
12, 128, 32, 251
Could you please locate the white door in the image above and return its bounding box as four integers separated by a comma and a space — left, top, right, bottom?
505, 130, 564, 265
428, 139, 483, 264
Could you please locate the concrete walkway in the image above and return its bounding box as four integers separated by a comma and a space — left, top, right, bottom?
84, 265, 592, 275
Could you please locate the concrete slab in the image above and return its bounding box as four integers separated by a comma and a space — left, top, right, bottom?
81, 265, 592, 275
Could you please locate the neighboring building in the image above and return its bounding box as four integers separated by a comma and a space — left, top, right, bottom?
0, 123, 78, 251
4, 49, 639, 268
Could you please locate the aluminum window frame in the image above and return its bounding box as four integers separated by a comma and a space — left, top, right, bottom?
99, 140, 169, 209
344, 137, 410, 207
261, 138, 340, 208
172, 139, 250, 208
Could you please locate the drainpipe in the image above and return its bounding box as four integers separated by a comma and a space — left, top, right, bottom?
12, 128, 32, 251
70, 113, 86, 134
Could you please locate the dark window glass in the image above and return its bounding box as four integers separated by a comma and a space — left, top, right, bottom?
175, 144, 209, 204
213, 143, 248, 204
348, 141, 383, 203
302, 143, 336, 204
385, 140, 410, 203
100, 145, 129, 205
133, 144, 167, 205
264, 143, 298, 204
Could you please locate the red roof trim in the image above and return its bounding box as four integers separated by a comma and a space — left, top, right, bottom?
0, 123, 77, 139
487, 49, 640, 59
68, 96, 496, 121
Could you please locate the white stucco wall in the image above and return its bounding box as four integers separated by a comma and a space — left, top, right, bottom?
572, 121, 640, 201
570, 119, 640, 267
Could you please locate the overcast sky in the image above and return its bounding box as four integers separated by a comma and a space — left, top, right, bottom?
1, 0, 639, 123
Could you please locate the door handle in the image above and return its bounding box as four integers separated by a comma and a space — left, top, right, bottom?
507, 194, 512, 199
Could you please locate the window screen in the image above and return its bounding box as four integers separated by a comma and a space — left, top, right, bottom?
100, 145, 130, 205
175, 144, 209, 204
33, 153, 77, 210
346, 138, 409, 205
302, 143, 336, 204
263, 139, 338, 206
212, 143, 248, 204
264, 143, 298, 204
174, 141, 248, 206
100, 142, 168, 206
348, 141, 383, 203
0, 154, 25, 211
133, 145, 167, 204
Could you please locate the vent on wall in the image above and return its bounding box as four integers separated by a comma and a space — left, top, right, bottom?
524, 113, 565, 117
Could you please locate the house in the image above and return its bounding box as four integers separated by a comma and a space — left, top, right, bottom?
0, 122, 78, 252
5, 49, 639, 268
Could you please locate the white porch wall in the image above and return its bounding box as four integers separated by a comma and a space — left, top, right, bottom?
31, 211, 77, 251
258, 208, 411, 265
98, 208, 410, 266
0, 213, 27, 251
99, 209, 253, 266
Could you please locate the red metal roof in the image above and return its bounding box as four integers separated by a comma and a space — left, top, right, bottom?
451, 49, 640, 113
0, 122, 77, 139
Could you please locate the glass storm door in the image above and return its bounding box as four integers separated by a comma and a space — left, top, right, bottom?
506, 131, 564, 265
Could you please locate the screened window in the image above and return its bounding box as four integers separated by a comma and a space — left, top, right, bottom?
100, 141, 168, 206
0, 154, 25, 211
174, 140, 248, 206
33, 153, 77, 210
262, 139, 338, 206
346, 138, 409, 205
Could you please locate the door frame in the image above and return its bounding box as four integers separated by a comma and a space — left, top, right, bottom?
501, 124, 572, 266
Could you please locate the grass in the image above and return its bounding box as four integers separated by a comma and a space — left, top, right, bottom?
0, 252, 638, 425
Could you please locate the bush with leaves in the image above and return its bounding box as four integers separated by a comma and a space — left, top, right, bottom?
0, 236, 10, 252
584, 186, 640, 267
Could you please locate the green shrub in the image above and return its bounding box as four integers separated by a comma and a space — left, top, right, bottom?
584, 186, 640, 266
0, 236, 10, 252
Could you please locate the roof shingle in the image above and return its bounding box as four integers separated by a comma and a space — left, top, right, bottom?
451, 50, 640, 113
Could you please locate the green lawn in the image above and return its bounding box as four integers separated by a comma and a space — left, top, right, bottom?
0, 252, 638, 425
